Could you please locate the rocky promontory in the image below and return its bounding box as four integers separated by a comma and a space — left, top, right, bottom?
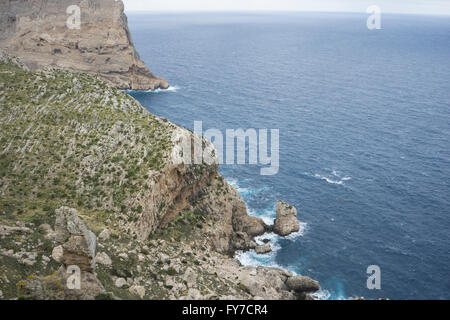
0, 53, 320, 300
0, 0, 168, 90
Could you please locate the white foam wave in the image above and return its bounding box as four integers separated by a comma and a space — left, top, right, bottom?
285, 221, 308, 239
310, 289, 332, 300
254, 233, 282, 249
248, 208, 275, 226
124, 86, 180, 94
235, 222, 308, 270
147, 85, 179, 93
314, 174, 344, 185
312, 171, 352, 185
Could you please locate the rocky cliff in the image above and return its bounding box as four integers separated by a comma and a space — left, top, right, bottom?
0, 54, 320, 300
0, 0, 168, 90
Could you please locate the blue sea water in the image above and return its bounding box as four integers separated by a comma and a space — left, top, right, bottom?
126, 12, 450, 299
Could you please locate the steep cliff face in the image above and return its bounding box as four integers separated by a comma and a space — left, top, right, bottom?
0, 0, 168, 90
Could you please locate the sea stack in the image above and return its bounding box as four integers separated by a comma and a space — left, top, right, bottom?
0, 0, 169, 90
273, 201, 301, 237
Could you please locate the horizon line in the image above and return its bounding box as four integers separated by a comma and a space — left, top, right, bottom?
124, 10, 450, 17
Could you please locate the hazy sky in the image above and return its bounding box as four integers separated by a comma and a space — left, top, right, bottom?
122, 0, 450, 15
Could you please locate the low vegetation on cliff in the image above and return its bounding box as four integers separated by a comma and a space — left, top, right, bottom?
0, 57, 175, 236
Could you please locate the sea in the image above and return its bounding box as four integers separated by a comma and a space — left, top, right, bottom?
126, 12, 450, 300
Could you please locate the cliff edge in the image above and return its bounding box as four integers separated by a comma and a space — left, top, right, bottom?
0, 0, 168, 90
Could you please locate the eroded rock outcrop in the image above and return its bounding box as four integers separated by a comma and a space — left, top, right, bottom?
286, 276, 320, 294
0, 0, 168, 90
18, 207, 105, 300
273, 201, 300, 237
193, 175, 268, 255
53, 207, 96, 272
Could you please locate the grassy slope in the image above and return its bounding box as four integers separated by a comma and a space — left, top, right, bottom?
0, 61, 175, 232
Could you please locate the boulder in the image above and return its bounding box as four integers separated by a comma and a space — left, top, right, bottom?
236, 267, 295, 300
115, 278, 127, 288
129, 285, 146, 299
51, 245, 64, 263
255, 244, 272, 254
98, 229, 111, 241
285, 276, 320, 293
273, 201, 300, 237
95, 252, 112, 268
183, 267, 198, 288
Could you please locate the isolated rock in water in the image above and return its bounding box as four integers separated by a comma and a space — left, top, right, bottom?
255, 244, 272, 254
273, 201, 300, 237
0, 0, 168, 90
54, 207, 96, 272
286, 276, 320, 293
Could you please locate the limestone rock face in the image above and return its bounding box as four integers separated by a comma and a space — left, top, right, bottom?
54, 207, 96, 272
273, 201, 300, 237
0, 0, 168, 90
